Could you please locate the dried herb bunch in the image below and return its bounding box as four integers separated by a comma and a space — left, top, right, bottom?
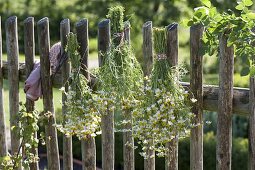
57, 33, 101, 139
97, 6, 143, 119
133, 27, 196, 158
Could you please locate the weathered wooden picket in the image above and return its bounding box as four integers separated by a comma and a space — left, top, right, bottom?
0, 16, 255, 170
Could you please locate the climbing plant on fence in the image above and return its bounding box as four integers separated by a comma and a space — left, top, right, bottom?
0, 103, 39, 170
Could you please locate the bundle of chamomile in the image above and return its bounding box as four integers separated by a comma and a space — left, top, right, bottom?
57, 33, 101, 139
132, 27, 195, 158
96, 6, 143, 128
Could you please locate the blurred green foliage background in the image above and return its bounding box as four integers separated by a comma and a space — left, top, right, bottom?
0, 0, 253, 169
1, 0, 253, 79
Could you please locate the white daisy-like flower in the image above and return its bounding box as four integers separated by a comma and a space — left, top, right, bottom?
191, 98, 197, 103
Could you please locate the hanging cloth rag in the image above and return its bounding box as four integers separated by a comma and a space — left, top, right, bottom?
24, 42, 63, 101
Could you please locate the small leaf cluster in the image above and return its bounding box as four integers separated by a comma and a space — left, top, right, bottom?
184, 0, 255, 76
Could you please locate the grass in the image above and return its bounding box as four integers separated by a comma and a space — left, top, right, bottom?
1, 37, 99, 62
1, 51, 98, 62
182, 73, 249, 87
2, 53, 29, 62
3, 79, 63, 127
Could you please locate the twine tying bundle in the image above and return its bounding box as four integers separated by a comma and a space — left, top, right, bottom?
112, 32, 124, 39
112, 32, 125, 45
156, 53, 167, 60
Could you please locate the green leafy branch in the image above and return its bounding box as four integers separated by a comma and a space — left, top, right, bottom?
184, 0, 255, 76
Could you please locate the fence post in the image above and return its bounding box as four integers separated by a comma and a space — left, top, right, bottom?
24, 16, 39, 170
60, 18, 73, 170
123, 21, 135, 170
6, 16, 21, 169
190, 24, 203, 170
249, 75, 255, 170
0, 16, 7, 158
98, 19, 110, 67
37, 17, 60, 170
143, 21, 153, 77
165, 23, 179, 170
76, 19, 89, 79
98, 19, 115, 170
142, 21, 155, 170
76, 18, 96, 170
217, 30, 234, 170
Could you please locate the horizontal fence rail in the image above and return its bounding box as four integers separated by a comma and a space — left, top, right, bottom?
1, 63, 251, 115
0, 15, 254, 170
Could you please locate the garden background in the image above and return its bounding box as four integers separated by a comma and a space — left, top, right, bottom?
0, 0, 251, 169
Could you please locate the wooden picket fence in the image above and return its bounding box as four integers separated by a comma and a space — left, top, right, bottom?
0, 16, 254, 170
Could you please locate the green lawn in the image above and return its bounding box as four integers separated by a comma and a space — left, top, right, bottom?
1, 51, 98, 62
202, 73, 249, 88
3, 79, 63, 127
2, 53, 29, 62
182, 72, 249, 88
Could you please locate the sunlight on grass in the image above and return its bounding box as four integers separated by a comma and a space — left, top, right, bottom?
3, 80, 62, 127
2, 53, 40, 62
2, 51, 98, 62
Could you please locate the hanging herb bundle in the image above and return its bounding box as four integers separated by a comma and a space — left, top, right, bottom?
133, 28, 195, 158
97, 6, 143, 121
57, 33, 101, 139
